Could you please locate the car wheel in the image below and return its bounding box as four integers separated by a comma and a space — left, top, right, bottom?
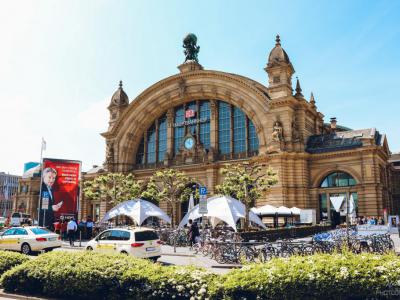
86, 246, 93, 251
149, 256, 159, 262
21, 243, 31, 255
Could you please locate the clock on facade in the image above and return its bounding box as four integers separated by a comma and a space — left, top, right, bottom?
184, 137, 195, 150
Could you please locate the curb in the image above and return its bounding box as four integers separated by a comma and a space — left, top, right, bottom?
0, 290, 47, 300
211, 265, 242, 269
161, 253, 195, 257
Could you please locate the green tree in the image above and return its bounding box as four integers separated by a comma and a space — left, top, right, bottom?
141, 169, 191, 227
215, 162, 278, 230
83, 173, 143, 206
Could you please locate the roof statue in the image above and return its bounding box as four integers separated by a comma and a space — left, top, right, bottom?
183, 33, 200, 63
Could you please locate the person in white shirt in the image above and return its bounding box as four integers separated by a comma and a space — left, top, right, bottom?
67, 218, 77, 246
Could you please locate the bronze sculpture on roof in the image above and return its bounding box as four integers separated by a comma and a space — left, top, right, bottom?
183, 33, 200, 63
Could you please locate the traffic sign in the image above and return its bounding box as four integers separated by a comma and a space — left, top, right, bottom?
199, 195, 208, 214
199, 186, 207, 195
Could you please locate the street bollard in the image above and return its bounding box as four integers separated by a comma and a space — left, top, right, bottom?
79, 231, 82, 247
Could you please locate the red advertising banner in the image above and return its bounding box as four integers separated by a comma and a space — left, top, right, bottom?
39, 158, 81, 227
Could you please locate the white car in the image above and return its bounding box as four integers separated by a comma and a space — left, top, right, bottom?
86, 227, 162, 260
0, 226, 61, 255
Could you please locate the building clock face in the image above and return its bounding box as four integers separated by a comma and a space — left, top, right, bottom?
184, 137, 195, 150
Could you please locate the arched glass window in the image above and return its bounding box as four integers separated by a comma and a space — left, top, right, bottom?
320, 172, 356, 188
135, 99, 259, 167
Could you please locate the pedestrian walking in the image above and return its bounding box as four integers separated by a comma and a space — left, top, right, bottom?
67, 218, 78, 246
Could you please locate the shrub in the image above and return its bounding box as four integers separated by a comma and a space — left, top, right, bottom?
0, 251, 216, 299
121, 264, 217, 299
0, 251, 29, 276
0, 251, 150, 299
210, 252, 400, 299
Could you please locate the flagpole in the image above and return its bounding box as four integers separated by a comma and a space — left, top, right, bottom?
37, 138, 46, 226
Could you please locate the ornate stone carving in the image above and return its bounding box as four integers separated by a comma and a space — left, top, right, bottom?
292, 118, 300, 142
178, 79, 186, 98
272, 121, 284, 142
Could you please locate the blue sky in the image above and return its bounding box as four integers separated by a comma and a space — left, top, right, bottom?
0, 0, 399, 175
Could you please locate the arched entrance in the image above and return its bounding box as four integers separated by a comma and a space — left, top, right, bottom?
318, 172, 358, 226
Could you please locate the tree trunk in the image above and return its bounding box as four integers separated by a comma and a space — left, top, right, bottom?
171, 201, 176, 227
244, 204, 250, 231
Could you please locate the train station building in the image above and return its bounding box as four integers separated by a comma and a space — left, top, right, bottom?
78, 34, 398, 225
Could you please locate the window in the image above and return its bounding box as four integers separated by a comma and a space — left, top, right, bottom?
248, 120, 259, 153
146, 123, 156, 164
14, 228, 28, 235
199, 101, 210, 149
135, 230, 159, 241
31, 228, 51, 235
98, 231, 112, 241
320, 172, 356, 188
111, 230, 131, 241
134, 99, 259, 166
174, 106, 185, 154
218, 101, 231, 154
233, 107, 246, 153
158, 116, 167, 162
136, 137, 145, 164
186, 101, 197, 135
2, 229, 16, 236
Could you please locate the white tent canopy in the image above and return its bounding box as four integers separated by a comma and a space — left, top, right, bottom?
290, 207, 302, 215
252, 205, 301, 216
277, 206, 292, 215
178, 195, 267, 232
100, 199, 171, 225
251, 204, 277, 215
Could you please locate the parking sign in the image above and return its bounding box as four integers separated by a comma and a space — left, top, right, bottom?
199, 186, 207, 195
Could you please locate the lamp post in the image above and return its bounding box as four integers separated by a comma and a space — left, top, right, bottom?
346, 188, 351, 247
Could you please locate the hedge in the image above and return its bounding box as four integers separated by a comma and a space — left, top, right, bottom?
2, 251, 400, 299
0, 251, 29, 276
210, 252, 400, 299
0, 251, 216, 299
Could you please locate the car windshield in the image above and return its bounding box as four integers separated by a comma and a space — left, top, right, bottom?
11, 213, 20, 218
135, 230, 159, 241
30, 228, 52, 235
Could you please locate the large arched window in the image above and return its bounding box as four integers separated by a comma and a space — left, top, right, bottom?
135, 99, 259, 167
320, 172, 356, 188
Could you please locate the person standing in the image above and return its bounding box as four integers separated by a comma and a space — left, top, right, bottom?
187, 219, 200, 249
67, 218, 77, 247
86, 217, 94, 240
